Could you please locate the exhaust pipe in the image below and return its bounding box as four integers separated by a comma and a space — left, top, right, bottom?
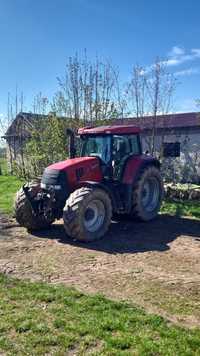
66, 128, 76, 158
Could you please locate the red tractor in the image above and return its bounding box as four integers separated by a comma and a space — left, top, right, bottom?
15, 125, 163, 242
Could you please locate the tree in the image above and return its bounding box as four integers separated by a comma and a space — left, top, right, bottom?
126, 58, 177, 154
52, 52, 125, 122
24, 114, 71, 178
126, 65, 146, 118
32, 92, 49, 114
0, 90, 25, 172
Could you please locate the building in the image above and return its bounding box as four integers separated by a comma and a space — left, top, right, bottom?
116, 112, 200, 149
2, 111, 200, 182
116, 112, 200, 182
2, 112, 47, 171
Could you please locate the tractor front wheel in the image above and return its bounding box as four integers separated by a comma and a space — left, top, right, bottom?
131, 166, 163, 221
63, 187, 112, 242
14, 180, 54, 230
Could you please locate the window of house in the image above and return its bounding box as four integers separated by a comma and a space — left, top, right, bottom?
163, 142, 180, 157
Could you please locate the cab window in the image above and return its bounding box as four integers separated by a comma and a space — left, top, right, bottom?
81, 135, 111, 164
112, 134, 140, 180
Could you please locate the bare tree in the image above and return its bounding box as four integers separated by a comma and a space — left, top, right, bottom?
145, 58, 176, 153
127, 58, 177, 154
33, 92, 49, 114
52, 52, 125, 122
126, 65, 146, 118
0, 90, 25, 173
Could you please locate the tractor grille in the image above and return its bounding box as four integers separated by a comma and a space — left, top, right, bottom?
41, 168, 69, 201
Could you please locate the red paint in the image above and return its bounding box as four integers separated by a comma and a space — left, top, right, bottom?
47, 157, 102, 190
78, 125, 140, 135
122, 155, 157, 184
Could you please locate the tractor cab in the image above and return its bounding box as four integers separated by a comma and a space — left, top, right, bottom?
78, 125, 142, 181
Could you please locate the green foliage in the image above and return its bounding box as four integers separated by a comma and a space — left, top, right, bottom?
25, 116, 73, 177
161, 199, 200, 219
24, 115, 114, 178
0, 273, 200, 355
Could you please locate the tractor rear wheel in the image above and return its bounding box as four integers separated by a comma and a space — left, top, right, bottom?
14, 180, 54, 230
131, 166, 163, 221
63, 187, 112, 242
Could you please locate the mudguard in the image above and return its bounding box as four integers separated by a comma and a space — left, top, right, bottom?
76, 180, 119, 213
122, 155, 160, 185
122, 155, 160, 213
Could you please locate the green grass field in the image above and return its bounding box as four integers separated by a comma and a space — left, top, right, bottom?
0, 175, 24, 214
0, 273, 200, 355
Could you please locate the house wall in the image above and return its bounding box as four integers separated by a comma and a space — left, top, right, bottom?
6, 136, 26, 173
141, 127, 200, 183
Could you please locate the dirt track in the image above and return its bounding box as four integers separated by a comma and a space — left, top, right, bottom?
0, 213, 200, 327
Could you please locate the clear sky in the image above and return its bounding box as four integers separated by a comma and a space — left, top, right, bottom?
0, 0, 200, 118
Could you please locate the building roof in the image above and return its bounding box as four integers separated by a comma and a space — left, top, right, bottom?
3, 112, 47, 138
78, 125, 140, 135
2, 111, 200, 140
115, 112, 200, 130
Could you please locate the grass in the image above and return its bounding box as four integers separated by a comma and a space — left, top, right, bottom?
0, 175, 24, 214
0, 274, 200, 355
161, 200, 200, 219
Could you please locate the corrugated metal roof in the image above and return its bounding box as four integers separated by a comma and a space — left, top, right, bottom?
115, 112, 200, 130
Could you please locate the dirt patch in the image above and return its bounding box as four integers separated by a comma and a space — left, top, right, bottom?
0, 213, 200, 328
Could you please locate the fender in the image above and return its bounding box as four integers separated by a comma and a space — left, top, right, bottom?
76, 180, 119, 213
122, 155, 160, 213
122, 155, 160, 185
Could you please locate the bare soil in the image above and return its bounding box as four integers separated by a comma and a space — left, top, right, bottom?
0, 213, 200, 328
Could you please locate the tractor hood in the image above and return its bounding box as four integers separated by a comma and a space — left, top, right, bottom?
42, 156, 103, 193
46, 156, 99, 171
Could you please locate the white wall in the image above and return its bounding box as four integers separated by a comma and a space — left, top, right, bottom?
142, 130, 200, 183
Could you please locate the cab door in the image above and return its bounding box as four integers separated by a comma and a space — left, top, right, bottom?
112, 134, 141, 181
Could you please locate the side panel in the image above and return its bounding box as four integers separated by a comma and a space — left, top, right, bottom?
122, 155, 160, 184
66, 159, 103, 191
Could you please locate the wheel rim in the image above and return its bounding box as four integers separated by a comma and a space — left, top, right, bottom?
141, 177, 160, 212
84, 200, 106, 233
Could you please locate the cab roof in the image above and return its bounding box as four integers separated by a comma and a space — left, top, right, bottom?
78, 125, 141, 135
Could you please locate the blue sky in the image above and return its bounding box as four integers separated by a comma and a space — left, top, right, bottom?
0, 0, 200, 118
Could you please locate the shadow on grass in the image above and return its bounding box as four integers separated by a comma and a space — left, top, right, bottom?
31, 214, 200, 255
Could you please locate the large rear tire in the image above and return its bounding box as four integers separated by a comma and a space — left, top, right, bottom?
63, 187, 112, 242
131, 166, 163, 221
14, 180, 54, 230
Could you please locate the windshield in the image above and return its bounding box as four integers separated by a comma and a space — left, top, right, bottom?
81, 135, 111, 164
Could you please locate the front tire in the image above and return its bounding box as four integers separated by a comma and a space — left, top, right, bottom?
131, 166, 163, 221
14, 180, 54, 230
63, 187, 112, 242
